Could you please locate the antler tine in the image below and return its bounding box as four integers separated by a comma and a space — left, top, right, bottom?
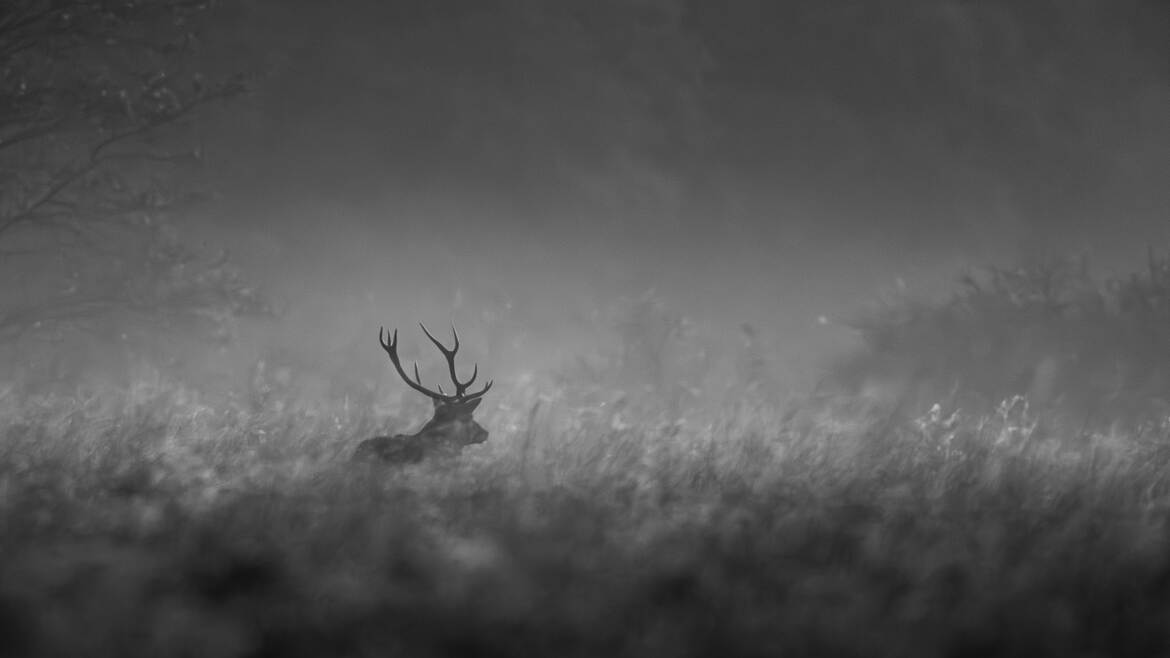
476, 379, 494, 398
419, 322, 451, 355
379, 326, 456, 402
449, 325, 480, 391
419, 322, 479, 397
463, 378, 493, 401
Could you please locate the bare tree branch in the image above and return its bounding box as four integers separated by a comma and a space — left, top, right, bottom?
1, 76, 241, 238
0, 0, 269, 356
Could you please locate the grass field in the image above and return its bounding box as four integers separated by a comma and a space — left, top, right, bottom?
2, 369, 1168, 658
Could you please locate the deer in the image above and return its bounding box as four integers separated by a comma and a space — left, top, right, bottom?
353, 324, 493, 464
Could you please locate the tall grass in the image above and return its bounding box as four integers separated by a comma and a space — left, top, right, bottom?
1, 364, 1169, 657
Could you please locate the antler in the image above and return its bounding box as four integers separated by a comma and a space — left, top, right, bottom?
379, 324, 493, 403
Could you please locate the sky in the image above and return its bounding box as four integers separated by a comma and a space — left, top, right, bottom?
174, 0, 1170, 394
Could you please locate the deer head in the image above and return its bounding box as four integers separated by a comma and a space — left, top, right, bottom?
353, 324, 492, 464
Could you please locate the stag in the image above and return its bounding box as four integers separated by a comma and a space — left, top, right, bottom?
353, 324, 493, 464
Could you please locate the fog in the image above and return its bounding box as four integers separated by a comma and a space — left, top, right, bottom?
23, 0, 1170, 400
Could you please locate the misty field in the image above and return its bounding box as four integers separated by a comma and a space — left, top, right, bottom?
2, 371, 1169, 658
5, 0, 1169, 654
6, 254, 1170, 657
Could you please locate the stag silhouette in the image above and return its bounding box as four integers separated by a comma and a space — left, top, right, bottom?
353, 324, 492, 464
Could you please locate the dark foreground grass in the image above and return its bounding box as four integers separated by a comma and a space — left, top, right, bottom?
1, 382, 1169, 658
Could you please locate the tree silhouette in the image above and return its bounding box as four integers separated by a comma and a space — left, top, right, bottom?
0, 1, 268, 375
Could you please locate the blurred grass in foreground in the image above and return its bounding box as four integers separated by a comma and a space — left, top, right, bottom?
1, 369, 1168, 658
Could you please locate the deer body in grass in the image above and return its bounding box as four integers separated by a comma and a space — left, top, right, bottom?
353, 325, 493, 464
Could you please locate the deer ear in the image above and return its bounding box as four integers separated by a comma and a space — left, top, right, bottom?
463, 397, 482, 413
432, 397, 443, 410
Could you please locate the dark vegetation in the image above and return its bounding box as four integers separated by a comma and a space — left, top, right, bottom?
828, 251, 1170, 436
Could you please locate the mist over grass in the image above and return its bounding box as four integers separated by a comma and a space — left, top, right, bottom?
4, 252, 1170, 656
4, 0, 1168, 651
